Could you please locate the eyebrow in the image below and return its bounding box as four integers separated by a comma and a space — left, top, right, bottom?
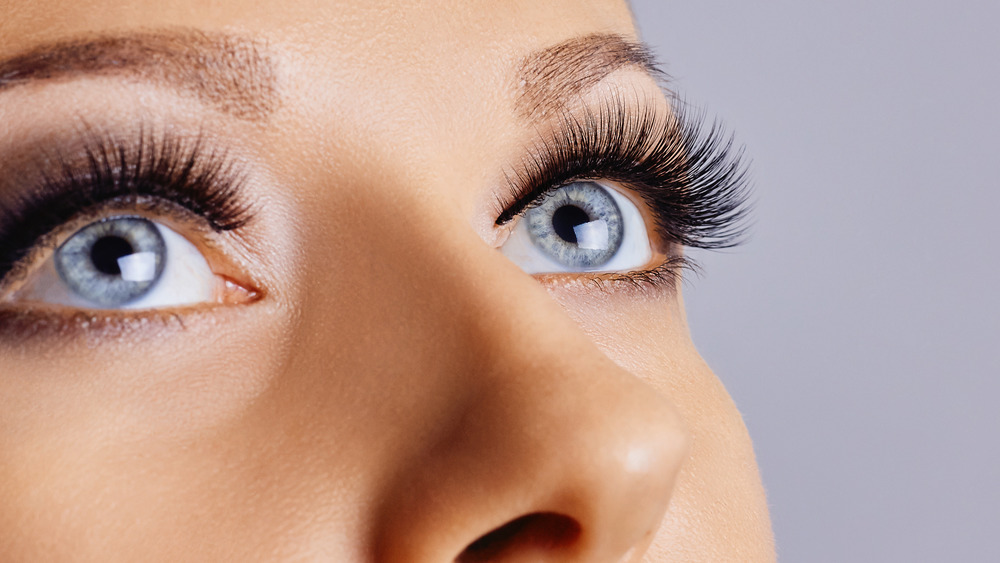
515, 33, 664, 121
0, 30, 279, 121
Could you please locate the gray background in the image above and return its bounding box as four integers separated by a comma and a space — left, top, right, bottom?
630, 1, 999, 561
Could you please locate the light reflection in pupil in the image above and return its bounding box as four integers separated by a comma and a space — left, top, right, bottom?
91, 236, 133, 276
551, 205, 590, 244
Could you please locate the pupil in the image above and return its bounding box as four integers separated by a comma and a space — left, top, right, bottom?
551, 205, 591, 244
90, 236, 134, 276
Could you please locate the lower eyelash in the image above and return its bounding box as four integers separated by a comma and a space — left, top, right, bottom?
527, 255, 695, 295
601, 255, 695, 289
0, 304, 190, 346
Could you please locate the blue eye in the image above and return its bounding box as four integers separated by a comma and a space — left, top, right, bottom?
8, 215, 225, 310
501, 181, 654, 274
525, 181, 624, 268
54, 217, 166, 307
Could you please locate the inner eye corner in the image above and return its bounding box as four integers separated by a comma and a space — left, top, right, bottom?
218, 273, 264, 306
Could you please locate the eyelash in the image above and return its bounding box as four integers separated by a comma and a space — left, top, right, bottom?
0, 129, 253, 287
0, 98, 748, 299
496, 94, 752, 286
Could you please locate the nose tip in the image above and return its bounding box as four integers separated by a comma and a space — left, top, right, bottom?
352, 205, 689, 562
535, 386, 688, 561
372, 354, 689, 563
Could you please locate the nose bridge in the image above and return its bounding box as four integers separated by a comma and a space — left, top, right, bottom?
370, 203, 689, 562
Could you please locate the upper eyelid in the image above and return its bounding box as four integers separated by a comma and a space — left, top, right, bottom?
0, 128, 254, 284
495, 93, 752, 251
496, 92, 676, 224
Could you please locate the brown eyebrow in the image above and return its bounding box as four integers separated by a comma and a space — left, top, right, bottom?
516, 33, 663, 120
0, 30, 279, 121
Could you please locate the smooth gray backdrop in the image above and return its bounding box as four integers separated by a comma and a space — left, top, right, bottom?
630, 1, 999, 561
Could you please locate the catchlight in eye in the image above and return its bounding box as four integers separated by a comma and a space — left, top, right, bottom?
500, 181, 654, 275
9, 215, 225, 310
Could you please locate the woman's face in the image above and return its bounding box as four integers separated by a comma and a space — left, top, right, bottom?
0, 0, 773, 560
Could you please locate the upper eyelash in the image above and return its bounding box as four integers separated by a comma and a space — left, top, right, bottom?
0, 100, 747, 291
495, 93, 753, 252
0, 128, 253, 283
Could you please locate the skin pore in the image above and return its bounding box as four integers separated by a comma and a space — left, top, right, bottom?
0, 0, 774, 561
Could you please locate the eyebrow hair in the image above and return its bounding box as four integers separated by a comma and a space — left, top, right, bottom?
0, 30, 279, 121
516, 33, 663, 121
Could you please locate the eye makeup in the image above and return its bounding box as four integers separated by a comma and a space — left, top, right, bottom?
0, 127, 254, 288
496, 93, 752, 286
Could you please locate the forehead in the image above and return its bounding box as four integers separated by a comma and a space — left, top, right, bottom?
0, 0, 638, 59
0, 0, 644, 135
0, 0, 643, 123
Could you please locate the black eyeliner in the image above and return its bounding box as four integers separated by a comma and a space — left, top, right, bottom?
496, 94, 752, 253
0, 127, 253, 282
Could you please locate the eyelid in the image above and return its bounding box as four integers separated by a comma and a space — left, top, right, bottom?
0, 205, 255, 307
495, 92, 752, 252
0, 127, 254, 286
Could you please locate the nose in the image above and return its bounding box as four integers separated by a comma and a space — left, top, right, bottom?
371, 234, 689, 562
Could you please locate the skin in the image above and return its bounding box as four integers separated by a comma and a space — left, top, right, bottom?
0, 0, 774, 561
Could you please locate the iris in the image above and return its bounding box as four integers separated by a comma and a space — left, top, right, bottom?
525, 182, 624, 268
55, 217, 166, 307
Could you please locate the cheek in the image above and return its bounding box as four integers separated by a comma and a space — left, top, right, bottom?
541, 283, 693, 380
0, 306, 285, 442
0, 305, 293, 558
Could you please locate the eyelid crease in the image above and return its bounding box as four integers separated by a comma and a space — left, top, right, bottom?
0, 126, 255, 285
495, 92, 753, 253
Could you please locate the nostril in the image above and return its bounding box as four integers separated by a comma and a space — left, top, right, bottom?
455, 513, 581, 562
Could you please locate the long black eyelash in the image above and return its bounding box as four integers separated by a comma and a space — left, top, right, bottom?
0, 128, 253, 282
496, 94, 752, 253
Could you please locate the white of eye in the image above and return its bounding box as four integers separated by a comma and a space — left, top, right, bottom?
13, 218, 218, 310
500, 181, 653, 274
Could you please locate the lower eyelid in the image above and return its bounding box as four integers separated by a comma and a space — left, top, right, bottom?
527, 262, 685, 296
0, 300, 244, 348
